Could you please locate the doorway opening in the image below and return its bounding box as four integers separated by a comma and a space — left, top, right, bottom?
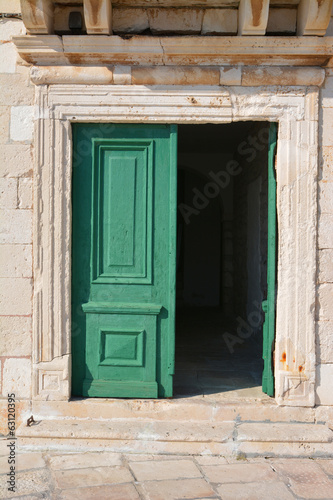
174, 122, 274, 400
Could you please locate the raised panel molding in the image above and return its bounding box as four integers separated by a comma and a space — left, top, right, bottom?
33, 84, 318, 405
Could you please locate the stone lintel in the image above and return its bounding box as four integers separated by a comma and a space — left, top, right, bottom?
29, 64, 326, 87
13, 35, 333, 67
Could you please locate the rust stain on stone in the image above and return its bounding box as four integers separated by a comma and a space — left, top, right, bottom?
251, 0, 264, 27
298, 365, 304, 372
281, 352, 287, 362
86, 0, 101, 26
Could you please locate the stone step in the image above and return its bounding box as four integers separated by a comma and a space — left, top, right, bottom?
17, 419, 333, 458
29, 398, 333, 424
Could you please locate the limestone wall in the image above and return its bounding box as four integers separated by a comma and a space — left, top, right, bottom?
0, 18, 34, 405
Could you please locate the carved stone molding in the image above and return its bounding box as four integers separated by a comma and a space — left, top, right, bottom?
297, 0, 333, 36
33, 84, 318, 405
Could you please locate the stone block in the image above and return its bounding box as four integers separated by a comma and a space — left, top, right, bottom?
202, 463, 276, 483
316, 321, 333, 364
0, 2, 22, 16
217, 482, 294, 500
220, 66, 242, 86
242, 66, 325, 87
317, 283, 333, 321
321, 107, 333, 147
0, 453, 45, 474
132, 66, 219, 86
0, 74, 34, 105
0, 277, 32, 315
113, 8, 149, 34
202, 9, 237, 35
0, 106, 10, 144
129, 460, 201, 481
0, 42, 17, 74
49, 451, 122, 470
320, 147, 333, 181
267, 8, 297, 34
0, 244, 32, 278
0, 177, 17, 208
113, 65, 131, 85
141, 478, 216, 500
148, 8, 203, 35
0, 209, 32, 244
60, 484, 141, 500
0, 144, 33, 178
318, 213, 333, 249
0, 315, 32, 356
10, 105, 34, 142
18, 177, 32, 209
319, 249, 333, 283
0, 468, 50, 497
2, 358, 31, 399
319, 181, 333, 214
54, 466, 133, 489
0, 19, 25, 41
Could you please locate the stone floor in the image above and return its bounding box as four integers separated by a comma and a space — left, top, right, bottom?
0, 446, 333, 499
174, 307, 268, 400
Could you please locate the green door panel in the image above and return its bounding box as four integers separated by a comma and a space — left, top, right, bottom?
262, 122, 278, 397
72, 124, 177, 398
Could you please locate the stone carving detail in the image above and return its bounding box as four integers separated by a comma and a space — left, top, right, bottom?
297, 0, 333, 36
33, 84, 318, 405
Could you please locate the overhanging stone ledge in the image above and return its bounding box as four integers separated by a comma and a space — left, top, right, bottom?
13, 35, 333, 67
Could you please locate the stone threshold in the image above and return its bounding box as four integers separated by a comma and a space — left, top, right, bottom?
17, 418, 333, 458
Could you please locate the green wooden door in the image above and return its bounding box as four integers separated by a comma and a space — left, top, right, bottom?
262, 123, 278, 397
72, 124, 177, 398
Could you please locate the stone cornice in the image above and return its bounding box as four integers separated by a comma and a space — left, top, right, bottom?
13, 35, 333, 67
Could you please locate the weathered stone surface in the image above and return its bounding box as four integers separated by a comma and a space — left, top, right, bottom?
140, 478, 216, 500
319, 249, 333, 283
319, 181, 333, 214
129, 459, 201, 481
18, 178, 32, 209
10, 105, 34, 142
220, 66, 242, 86
297, 0, 333, 36
0, 178, 17, 208
316, 321, 333, 364
54, 466, 133, 489
0, 74, 34, 105
217, 481, 294, 500
148, 8, 203, 35
0, 209, 32, 244
60, 483, 141, 500
242, 66, 325, 86
0, 106, 10, 144
0, 42, 17, 74
316, 364, 333, 405
113, 8, 149, 34
113, 65, 131, 84
0, 3, 22, 17
83, 0, 112, 35
321, 107, 333, 147
0, 244, 32, 278
238, 0, 270, 35
49, 451, 122, 470
237, 422, 332, 443
202, 9, 237, 35
0, 315, 32, 356
0, 468, 51, 498
0, 277, 32, 315
30, 65, 114, 85
317, 284, 333, 321
202, 463, 276, 483
0, 452, 45, 474
0, 144, 33, 178
132, 66, 219, 86
318, 213, 333, 249
2, 358, 32, 398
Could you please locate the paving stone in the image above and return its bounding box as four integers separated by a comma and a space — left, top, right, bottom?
317, 459, 333, 476
124, 454, 188, 462
140, 478, 216, 500
201, 463, 277, 484
0, 452, 45, 474
60, 483, 140, 500
0, 468, 52, 499
273, 460, 332, 484
54, 465, 134, 489
195, 455, 228, 466
49, 451, 122, 470
217, 481, 294, 500
289, 482, 333, 499
129, 459, 201, 481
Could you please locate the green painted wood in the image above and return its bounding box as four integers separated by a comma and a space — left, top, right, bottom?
72, 124, 177, 398
262, 122, 278, 397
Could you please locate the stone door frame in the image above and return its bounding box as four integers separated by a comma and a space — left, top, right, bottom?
32, 83, 318, 406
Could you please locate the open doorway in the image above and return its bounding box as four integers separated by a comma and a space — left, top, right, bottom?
174, 123, 274, 399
